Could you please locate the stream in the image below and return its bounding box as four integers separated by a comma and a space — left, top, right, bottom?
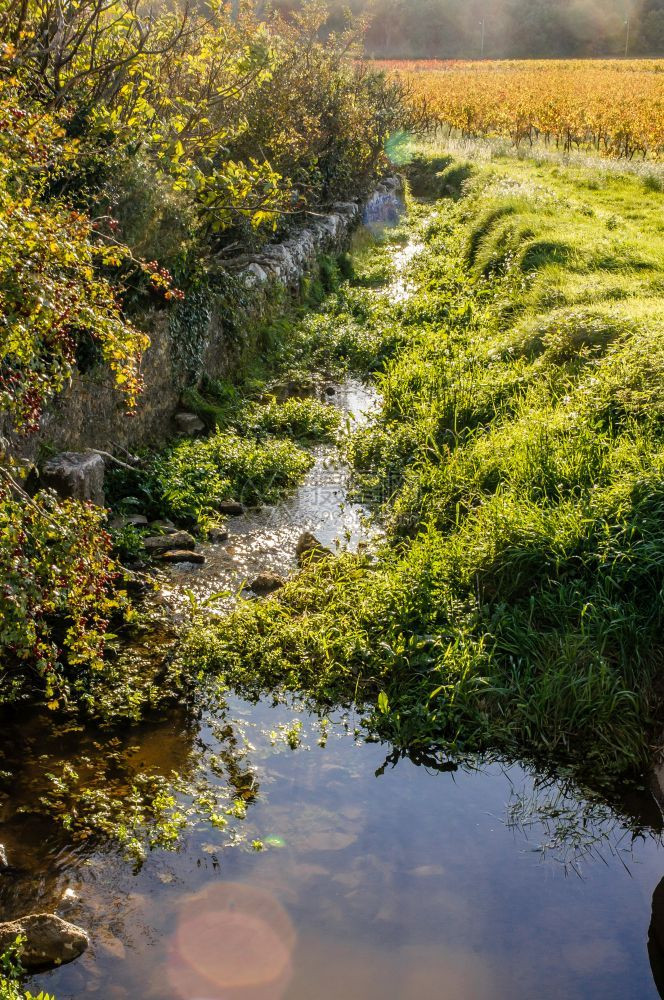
3, 209, 664, 1000
155, 378, 378, 620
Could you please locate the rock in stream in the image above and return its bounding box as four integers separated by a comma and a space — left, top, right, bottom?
0, 913, 89, 969
250, 571, 285, 595
296, 531, 333, 566
158, 549, 206, 564
42, 452, 105, 506
216, 500, 245, 516
144, 531, 196, 554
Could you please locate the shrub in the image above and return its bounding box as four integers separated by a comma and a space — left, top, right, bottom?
0, 488, 119, 708
0, 95, 148, 431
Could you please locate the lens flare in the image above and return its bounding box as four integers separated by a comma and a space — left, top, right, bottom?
168, 883, 296, 1000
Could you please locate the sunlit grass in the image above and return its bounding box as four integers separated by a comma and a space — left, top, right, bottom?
182, 150, 664, 780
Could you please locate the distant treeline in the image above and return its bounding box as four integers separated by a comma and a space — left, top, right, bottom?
269, 0, 664, 58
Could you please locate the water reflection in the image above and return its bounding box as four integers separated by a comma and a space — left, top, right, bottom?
2, 696, 660, 1000
651, 878, 664, 998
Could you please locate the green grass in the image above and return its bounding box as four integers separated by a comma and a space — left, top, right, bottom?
181, 152, 664, 780
108, 232, 415, 532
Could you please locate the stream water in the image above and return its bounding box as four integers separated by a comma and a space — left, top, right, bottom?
155, 379, 378, 620
3, 698, 664, 1000
3, 209, 664, 1000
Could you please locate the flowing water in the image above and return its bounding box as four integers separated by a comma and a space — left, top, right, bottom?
154, 379, 378, 620
3, 212, 664, 1000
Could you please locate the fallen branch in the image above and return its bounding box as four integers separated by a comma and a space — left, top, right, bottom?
85, 449, 143, 472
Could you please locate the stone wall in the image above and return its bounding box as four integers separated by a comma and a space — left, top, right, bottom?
6, 179, 402, 464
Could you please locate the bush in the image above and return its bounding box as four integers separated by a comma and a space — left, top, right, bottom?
0, 95, 148, 431
0, 1, 414, 431
0, 487, 120, 709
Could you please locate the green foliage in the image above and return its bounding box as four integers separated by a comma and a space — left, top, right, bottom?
405, 155, 474, 200
0, 487, 122, 709
109, 521, 146, 563
277, 286, 408, 377
2, 0, 411, 245
1, 939, 54, 1000
168, 286, 214, 386
111, 430, 313, 527
181, 154, 664, 779
243, 396, 341, 442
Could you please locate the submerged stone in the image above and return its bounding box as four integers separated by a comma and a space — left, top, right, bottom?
157, 549, 205, 564
57, 888, 79, 913
208, 525, 229, 543
296, 531, 332, 566
250, 572, 285, 595
0, 913, 89, 969
217, 500, 245, 516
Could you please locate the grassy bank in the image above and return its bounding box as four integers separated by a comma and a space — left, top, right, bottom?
0, 0, 418, 710
182, 151, 664, 779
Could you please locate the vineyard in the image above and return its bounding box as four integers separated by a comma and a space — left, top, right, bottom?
382, 59, 664, 159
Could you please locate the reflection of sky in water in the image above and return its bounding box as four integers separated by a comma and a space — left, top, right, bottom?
12, 695, 662, 1000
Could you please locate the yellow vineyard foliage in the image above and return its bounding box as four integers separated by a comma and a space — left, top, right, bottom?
381, 59, 664, 159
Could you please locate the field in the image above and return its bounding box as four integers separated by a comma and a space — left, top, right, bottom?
381, 59, 664, 159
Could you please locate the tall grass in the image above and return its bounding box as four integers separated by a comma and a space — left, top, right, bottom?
182, 152, 664, 780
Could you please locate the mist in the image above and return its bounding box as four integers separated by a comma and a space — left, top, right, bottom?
270, 0, 664, 58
